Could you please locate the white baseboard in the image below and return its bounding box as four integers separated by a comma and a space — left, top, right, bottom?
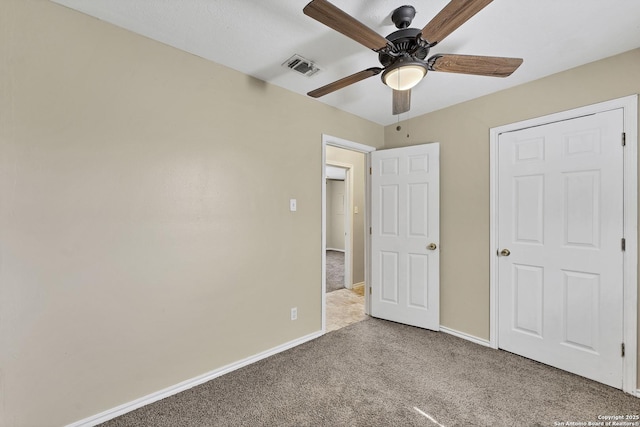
66, 330, 324, 427
440, 326, 492, 348
326, 248, 345, 253
345, 281, 364, 291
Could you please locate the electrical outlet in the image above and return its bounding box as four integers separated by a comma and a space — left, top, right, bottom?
290, 307, 298, 321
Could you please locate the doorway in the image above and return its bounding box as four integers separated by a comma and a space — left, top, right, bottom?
489, 95, 638, 393
322, 135, 376, 333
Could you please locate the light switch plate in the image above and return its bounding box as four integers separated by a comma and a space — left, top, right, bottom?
290, 199, 297, 212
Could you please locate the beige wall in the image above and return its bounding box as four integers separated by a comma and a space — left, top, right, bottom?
326, 179, 346, 251
385, 48, 640, 376
326, 146, 367, 284
0, 1, 383, 426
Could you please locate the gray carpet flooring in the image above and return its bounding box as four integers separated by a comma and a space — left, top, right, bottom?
100, 318, 640, 426
326, 250, 344, 293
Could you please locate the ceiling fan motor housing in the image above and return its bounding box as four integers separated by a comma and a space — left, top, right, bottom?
379, 28, 430, 68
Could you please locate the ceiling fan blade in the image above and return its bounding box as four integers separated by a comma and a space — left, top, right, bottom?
429, 54, 523, 77
304, 0, 389, 51
308, 68, 383, 98
421, 0, 493, 45
392, 89, 411, 115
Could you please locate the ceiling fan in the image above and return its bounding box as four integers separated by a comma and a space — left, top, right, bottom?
303, 0, 523, 115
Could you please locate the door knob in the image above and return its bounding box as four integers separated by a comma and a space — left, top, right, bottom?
499, 248, 511, 257
427, 243, 437, 250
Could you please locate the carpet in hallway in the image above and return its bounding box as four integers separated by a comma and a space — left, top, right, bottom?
326, 250, 344, 292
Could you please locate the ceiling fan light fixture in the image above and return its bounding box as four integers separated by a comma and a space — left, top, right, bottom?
382, 61, 427, 91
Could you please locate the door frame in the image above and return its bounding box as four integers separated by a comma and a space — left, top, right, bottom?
326, 162, 353, 288
489, 95, 638, 394
321, 134, 376, 333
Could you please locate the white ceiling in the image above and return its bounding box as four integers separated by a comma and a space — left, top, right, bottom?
51, 0, 640, 126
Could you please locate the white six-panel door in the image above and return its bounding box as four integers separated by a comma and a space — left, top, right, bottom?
371, 143, 439, 330
497, 109, 624, 388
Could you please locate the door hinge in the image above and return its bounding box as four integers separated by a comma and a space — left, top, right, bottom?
622, 238, 626, 251
622, 132, 626, 146
369, 286, 372, 295
622, 342, 626, 357
369, 167, 372, 175
369, 227, 372, 235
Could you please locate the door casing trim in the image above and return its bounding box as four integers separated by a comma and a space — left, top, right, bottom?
489, 94, 638, 395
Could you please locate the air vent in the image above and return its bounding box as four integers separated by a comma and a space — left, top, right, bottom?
282, 54, 321, 77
